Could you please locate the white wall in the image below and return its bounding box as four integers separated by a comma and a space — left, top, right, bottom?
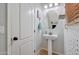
0, 3, 7, 55
52, 20, 64, 54
41, 5, 65, 54
41, 4, 65, 31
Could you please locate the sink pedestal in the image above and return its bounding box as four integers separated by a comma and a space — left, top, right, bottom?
48, 39, 52, 55
43, 34, 57, 55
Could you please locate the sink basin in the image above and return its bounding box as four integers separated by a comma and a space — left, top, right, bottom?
43, 34, 57, 40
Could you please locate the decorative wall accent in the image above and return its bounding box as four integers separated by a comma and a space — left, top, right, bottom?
65, 3, 79, 24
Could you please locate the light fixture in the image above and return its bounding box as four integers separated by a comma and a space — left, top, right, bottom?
49, 4, 52, 7
44, 5, 48, 9
54, 3, 58, 6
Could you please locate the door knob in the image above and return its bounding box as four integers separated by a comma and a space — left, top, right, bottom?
13, 37, 18, 41
34, 30, 35, 32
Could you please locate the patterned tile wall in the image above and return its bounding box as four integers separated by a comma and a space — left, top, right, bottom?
64, 24, 79, 55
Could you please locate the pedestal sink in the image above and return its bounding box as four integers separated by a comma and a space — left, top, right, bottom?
43, 34, 57, 55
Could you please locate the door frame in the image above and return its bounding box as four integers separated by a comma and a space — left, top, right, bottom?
7, 4, 12, 55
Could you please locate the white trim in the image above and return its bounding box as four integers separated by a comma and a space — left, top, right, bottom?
7, 4, 12, 55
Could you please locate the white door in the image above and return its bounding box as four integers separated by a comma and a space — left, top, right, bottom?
7, 3, 34, 55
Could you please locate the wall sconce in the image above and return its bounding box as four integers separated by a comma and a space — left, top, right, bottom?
44, 5, 48, 9
54, 3, 58, 6
49, 4, 53, 7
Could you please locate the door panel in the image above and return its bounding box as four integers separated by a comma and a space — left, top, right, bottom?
20, 37, 33, 55
20, 4, 33, 39
19, 3, 34, 55
10, 4, 20, 40
8, 3, 34, 55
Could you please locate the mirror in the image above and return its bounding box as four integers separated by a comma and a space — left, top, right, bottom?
46, 10, 58, 29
